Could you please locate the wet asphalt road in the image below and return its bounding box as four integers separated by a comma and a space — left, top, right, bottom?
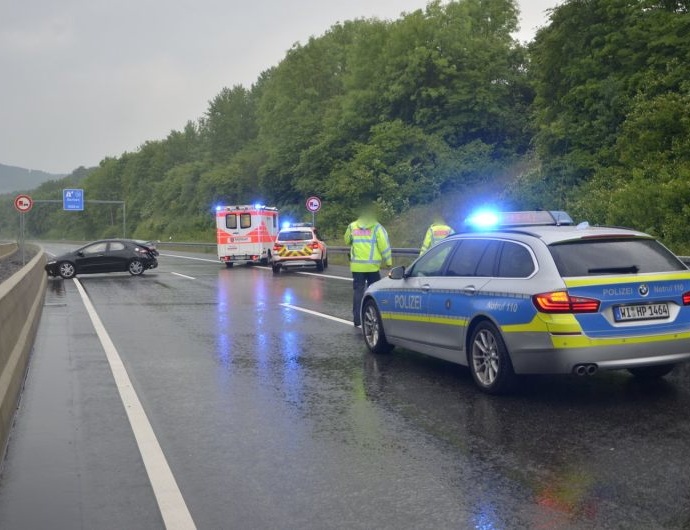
1, 245, 690, 529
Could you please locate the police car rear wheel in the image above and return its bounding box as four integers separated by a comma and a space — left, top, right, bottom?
628, 363, 676, 379
363, 300, 392, 354
469, 322, 515, 394
316, 259, 324, 272
272, 264, 281, 275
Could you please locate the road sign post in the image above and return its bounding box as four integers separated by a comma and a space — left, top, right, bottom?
306, 196, 322, 226
14, 194, 33, 265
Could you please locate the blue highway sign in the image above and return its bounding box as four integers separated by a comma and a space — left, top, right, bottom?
63, 189, 84, 211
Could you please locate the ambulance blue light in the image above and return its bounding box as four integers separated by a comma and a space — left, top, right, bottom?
281, 221, 291, 229
215, 205, 222, 212
466, 210, 500, 229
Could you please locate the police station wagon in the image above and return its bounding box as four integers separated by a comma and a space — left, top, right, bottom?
360, 211, 690, 393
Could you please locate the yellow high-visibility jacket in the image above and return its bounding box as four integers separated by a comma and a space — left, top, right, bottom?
344, 218, 392, 272
420, 223, 454, 255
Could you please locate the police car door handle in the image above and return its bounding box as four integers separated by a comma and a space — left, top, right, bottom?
461, 286, 476, 296
421, 284, 431, 292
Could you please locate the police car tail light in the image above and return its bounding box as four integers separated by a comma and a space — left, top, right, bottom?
533, 291, 600, 313
683, 292, 690, 306
273, 243, 281, 251
309, 241, 320, 249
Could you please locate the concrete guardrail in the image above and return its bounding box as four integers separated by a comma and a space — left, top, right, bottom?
0, 243, 18, 261
0, 246, 47, 455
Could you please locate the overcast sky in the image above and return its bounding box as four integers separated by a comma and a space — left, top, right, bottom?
0, 0, 560, 173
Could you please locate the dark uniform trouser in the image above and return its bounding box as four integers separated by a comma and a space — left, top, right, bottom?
352, 271, 381, 325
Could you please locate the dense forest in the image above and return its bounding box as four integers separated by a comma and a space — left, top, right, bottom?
1, 0, 689, 249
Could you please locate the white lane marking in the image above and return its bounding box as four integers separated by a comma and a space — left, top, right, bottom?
256, 266, 352, 282
161, 253, 353, 281
171, 272, 196, 280
280, 303, 352, 326
73, 279, 196, 530
295, 271, 351, 282
160, 253, 219, 264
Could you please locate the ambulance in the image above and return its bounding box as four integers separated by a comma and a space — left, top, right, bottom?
215, 204, 279, 267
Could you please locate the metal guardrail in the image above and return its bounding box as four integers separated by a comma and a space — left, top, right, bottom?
155, 241, 421, 256
157, 242, 690, 263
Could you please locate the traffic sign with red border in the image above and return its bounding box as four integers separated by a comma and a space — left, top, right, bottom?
14, 194, 33, 213
306, 196, 322, 213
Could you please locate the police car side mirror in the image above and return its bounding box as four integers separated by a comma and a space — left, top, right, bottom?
389, 266, 406, 280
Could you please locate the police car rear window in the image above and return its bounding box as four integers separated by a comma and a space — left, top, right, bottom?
278, 231, 313, 242
548, 238, 686, 277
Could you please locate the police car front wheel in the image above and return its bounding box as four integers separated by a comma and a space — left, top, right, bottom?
362, 300, 393, 354
469, 322, 515, 394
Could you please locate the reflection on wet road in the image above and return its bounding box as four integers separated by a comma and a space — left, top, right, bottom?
1, 245, 690, 529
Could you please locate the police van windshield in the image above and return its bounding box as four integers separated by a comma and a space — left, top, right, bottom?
549, 238, 686, 277
278, 231, 313, 242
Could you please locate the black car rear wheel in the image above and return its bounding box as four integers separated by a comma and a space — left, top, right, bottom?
628, 364, 676, 379
58, 261, 76, 279
128, 259, 145, 276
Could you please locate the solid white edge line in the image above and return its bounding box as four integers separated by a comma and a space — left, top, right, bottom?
171, 272, 196, 280
280, 303, 353, 326
160, 253, 220, 264
73, 278, 196, 530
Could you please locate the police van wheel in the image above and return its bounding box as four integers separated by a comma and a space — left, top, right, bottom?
362, 300, 393, 354
225, 262, 234, 268
468, 322, 515, 394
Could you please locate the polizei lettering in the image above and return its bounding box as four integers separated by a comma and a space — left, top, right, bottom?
603, 287, 633, 296
395, 294, 422, 310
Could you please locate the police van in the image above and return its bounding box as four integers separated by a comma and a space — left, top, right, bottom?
215, 204, 279, 267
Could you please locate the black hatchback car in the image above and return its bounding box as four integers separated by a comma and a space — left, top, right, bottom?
45, 239, 158, 279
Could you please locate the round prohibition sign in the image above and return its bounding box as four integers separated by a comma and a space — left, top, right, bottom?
306, 196, 322, 213
14, 194, 33, 213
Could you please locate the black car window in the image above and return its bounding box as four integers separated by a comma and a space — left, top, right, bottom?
409, 241, 454, 277
240, 213, 252, 229
549, 238, 686, 277
109, 242, 126, 252
226, 214, 237, 229
446, 239, 490, 277
81, 242, 107, 255
498, 242, 535, 278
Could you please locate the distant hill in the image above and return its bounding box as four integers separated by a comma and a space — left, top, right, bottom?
0, 163, 65, 194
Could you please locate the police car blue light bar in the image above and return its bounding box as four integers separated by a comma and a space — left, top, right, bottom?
464, 210, 574, 229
